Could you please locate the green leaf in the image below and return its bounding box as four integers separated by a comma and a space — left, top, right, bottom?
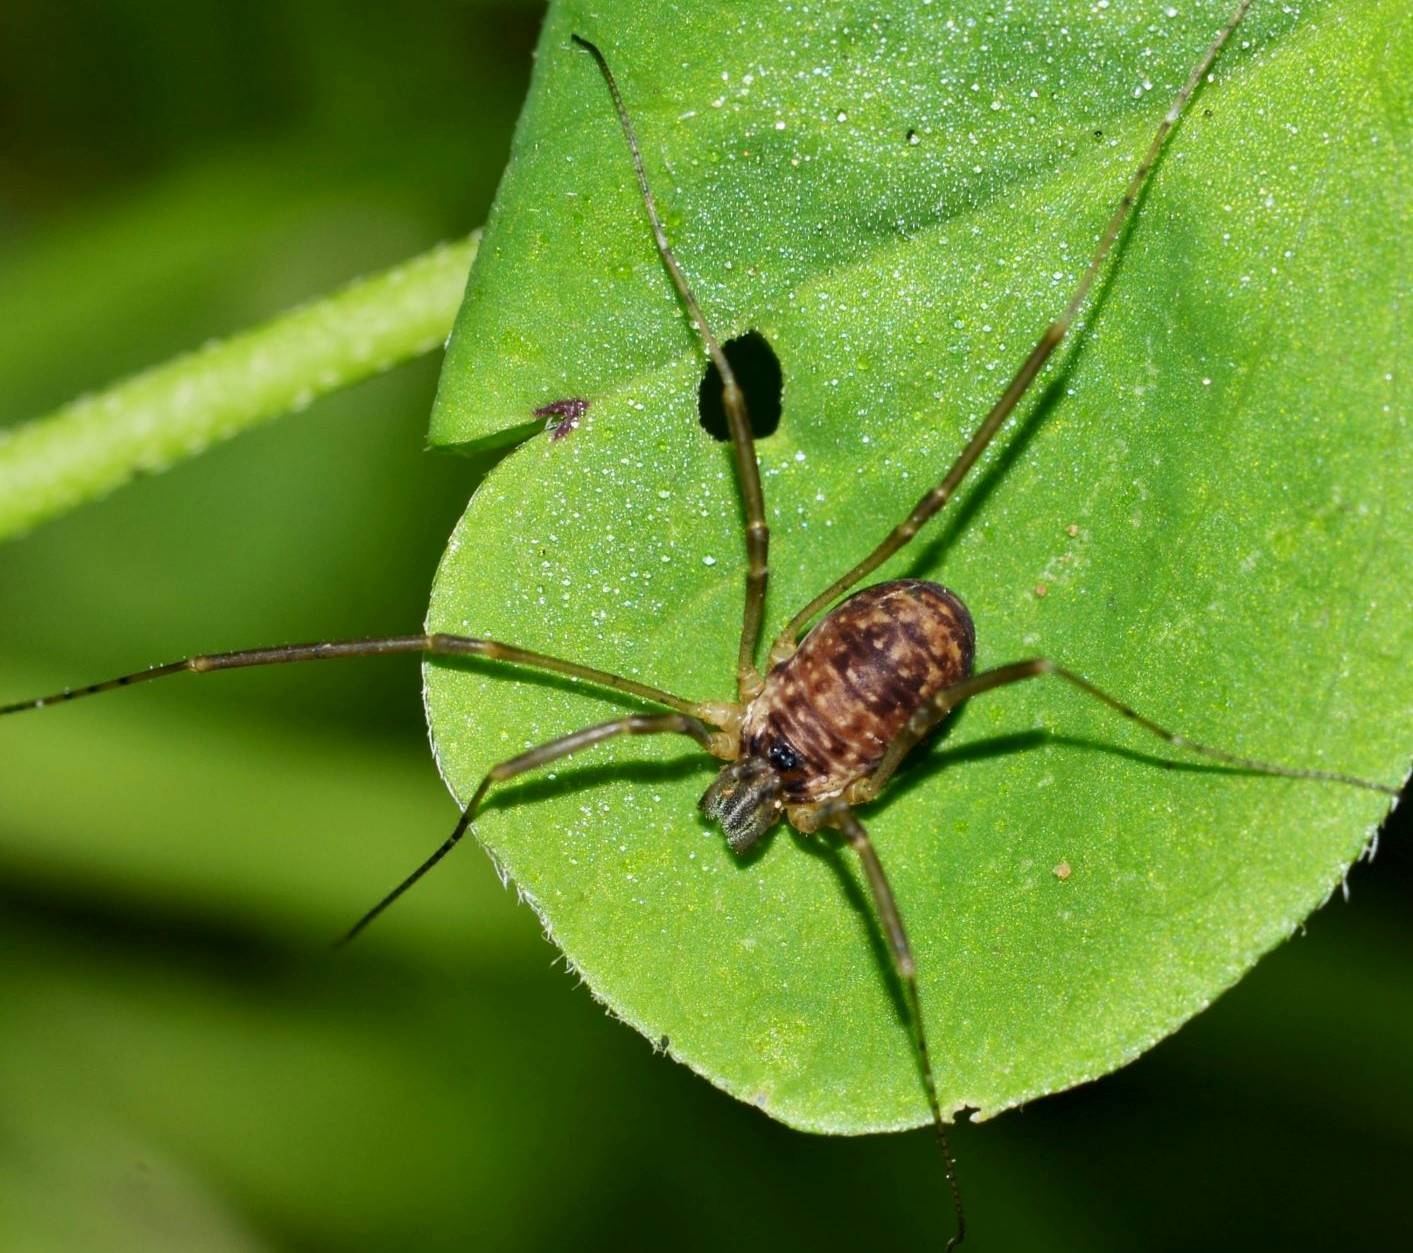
425, 0, 1411, 1132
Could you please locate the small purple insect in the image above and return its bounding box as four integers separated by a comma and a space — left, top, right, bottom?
535, 396, 588, 440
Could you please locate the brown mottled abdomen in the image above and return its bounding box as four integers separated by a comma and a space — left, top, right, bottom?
742, 579, 974, 802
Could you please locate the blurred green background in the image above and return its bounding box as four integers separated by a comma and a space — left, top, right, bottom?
1, 2, 1409, 1249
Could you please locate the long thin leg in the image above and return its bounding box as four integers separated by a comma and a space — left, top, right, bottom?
826, 804, 965, 1251
573, 35, 769, 700
340, 712, 715, 944
0, 633, 721, 723
771, 0, 1256, 663
850, 658, 1400, 805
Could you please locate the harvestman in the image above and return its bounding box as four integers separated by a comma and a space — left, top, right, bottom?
2, 1, 1399, 1246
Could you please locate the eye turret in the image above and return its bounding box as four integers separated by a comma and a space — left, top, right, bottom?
766, 739, 802, 773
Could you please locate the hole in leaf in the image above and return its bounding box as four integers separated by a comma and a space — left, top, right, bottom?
697, 331, 782, 441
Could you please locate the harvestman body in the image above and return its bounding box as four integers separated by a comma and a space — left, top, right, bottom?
2, 2, 1398, 1246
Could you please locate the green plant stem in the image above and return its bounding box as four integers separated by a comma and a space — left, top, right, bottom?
0, 232, 480, 543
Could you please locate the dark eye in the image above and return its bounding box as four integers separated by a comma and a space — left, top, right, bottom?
767, 740, 802, 772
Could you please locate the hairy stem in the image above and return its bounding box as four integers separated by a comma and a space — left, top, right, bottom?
0, 232, 479, 542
